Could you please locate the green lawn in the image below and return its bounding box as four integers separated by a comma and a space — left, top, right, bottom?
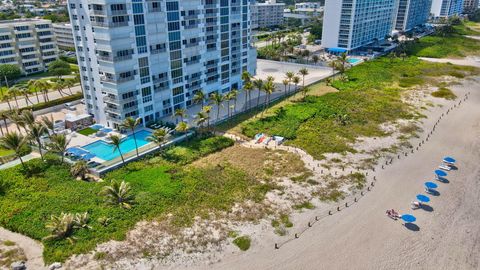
0, 136, 272, 264
77, 127, 97, 136
0, 148, 14, 157
238, 57, 478, 159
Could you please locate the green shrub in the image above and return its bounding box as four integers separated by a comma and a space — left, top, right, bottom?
3, 240, 15, 246
163, 135, 234, 164
233, 236, 251, 251
431, 87, 457, 100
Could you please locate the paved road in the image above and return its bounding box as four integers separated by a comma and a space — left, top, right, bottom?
0, 85, 82, 112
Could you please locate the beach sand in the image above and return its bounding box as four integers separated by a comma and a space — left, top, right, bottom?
186, 78, 480, 270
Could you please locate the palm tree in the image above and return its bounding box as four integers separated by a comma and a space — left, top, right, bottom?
17, 85, 33, 106
120, 117, 141, 157
209, 92, 224, 123
41, 115, 56, 135
328, 60, 338, 75
173, 108, 187, 123
285, 71, 295, 93
282, 79, 289, 97
28, 123, 47, 160
192, 91, 206, 109
100, 181, 134, 209
292, 76, 301, 93
21, 110, 35, 129
52, 81, 65, 98
0, 132, 28, 169
8, 109, 25, 133
253, 79, 264, 109
64, 79, 75, 95
71, 160, 89, 180
147, 128, 170, 151
298, 68, 309, 89
108, 134, 125, 164
0, 87, 12, 111
301, 86, 311, 100
230, 89, 239, 115
225, 91, 235, 118
243, 81, 254, 111
8, 86, 20, 108
241, 71, 252, 84
41, 81, 51, 102
27, 80, 41, 104
47, 134, 70, 164
175, 121, 189, 136
195, 111, 209, 132
262, 80, 276, 116
202, 105, 212, 131
44, 212, 90, 243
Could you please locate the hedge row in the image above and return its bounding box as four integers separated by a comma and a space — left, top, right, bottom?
0, 93, 83, 115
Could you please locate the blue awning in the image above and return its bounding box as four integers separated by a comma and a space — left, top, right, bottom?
327, 47, 348, 53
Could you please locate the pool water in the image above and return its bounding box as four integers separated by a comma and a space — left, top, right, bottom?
347, 58, 362, 64
82, 130, 152, 161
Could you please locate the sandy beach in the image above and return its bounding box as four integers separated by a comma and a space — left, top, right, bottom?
186, 78, 480, 270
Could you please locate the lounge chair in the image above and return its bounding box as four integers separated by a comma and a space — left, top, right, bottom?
439, 164, 451, 171
425, 187, 434, 194
411, 201, 421, 210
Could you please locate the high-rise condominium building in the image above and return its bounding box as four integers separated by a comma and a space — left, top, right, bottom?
68, 0, 257, 128
53, 23, 75, 50
395, 0, 433, 32
322, 0, 398, 51
251, 0, 285, 29
431, 0, 464, 17
0, 19, 58, 75
463, 0, 479, 12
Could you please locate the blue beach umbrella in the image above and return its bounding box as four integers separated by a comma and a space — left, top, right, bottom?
401, 214, 416, 223
443, 156, 456, 163
435, 170, 447, 177
425, 182, 438, 189
416, 194, 430, 203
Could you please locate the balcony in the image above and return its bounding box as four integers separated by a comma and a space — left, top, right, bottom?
205, 21, 218, 27
184, 14, 199, 20
148, 6, 161, 12
151, 47, 166, 54
111, 9, 127, 15
91, 21, 129, 28
92, 9, 106, 15
105, 106, 121, 114
185, 59, 200, 65
204, 4, 217, 8
184, 24, 198, 30
100, 74, 134, 84
185, 42, 199, 48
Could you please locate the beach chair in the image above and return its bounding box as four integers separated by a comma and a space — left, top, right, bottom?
425, 187, 433, 194
410, 201, 421, 210
438, 164, 451, 171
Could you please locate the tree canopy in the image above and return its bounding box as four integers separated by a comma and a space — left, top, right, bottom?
0, 64, 22, 84
48, 60, 71, 78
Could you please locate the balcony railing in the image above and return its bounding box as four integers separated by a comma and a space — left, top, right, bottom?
111, 9, 127, 15
92, 9, 106, 15
92, 21, 128, 28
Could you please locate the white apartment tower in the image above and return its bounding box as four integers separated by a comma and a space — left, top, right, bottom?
395, 0, 433, 32
0, 19, 58, 75
431, 0, 465, 17
68, 0, 257, 128
322, 0, 398, 51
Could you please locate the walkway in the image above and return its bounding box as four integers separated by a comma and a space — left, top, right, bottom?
0, 153, 39, 170
0, 228, 46, 269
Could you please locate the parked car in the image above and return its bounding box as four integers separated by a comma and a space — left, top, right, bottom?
64, 102, 76, 110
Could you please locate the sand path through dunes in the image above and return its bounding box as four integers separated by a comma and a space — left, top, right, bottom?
189, 80, 480, 270
0, 227, 46, 269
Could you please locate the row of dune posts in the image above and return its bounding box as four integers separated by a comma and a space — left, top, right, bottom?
273, 91, 471, 250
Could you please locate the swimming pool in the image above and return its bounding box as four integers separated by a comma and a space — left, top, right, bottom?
347, 58, 362, 64
82, 130, 152, 161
